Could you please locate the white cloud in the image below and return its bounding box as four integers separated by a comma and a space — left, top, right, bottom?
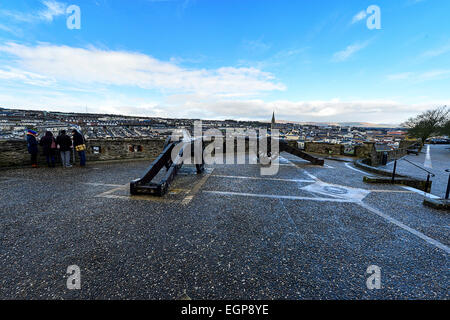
387, 70, 450, 82
241, 39, 271, 54
153, 96, 449, 123
0, 1, 67, 23
0, 23, 14, 33
0, 67, 55, 86
0, 42, 285, 96
386, 72, 413, 80
421, 43, 450, 58
352, 10, 367, 24
332, 41, 369, 62
38, 0, 67, 22
0, 84, 445, 123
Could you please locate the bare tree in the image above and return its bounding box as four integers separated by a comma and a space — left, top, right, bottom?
438, 118, 450, 136
402, 106, 449, 144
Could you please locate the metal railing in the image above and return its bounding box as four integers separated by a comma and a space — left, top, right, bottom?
391, 157, 435, 193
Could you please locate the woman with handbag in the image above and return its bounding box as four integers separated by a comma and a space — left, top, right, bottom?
72, 129, 87, 167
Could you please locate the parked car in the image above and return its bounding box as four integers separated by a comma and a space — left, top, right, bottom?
428, 138, 450, 144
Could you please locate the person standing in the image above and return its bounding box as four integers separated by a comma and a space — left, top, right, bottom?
26, 129, 39, 168
56, 130, 73, 168
40, 131, 57, 167
72, 129, 86, 167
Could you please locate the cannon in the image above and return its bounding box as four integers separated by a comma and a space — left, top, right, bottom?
130, 135, 323, 197
130, 137, 204, 196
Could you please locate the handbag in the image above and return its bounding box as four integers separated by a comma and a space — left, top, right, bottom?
75, 144, 86, 152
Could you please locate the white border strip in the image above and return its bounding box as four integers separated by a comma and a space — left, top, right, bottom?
345, 162, 375, 176
203, 190, 354, 203
359, 201, 450, 254
211, 174, 315, 183
401, 186, 440, 199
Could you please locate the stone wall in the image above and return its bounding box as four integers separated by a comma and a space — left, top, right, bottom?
0, 138, 165, 168
304, 142, 344, 155
303, 141, 375, 158
369, 140, 419, 166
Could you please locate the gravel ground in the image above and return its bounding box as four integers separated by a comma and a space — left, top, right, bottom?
0, 154, 448, 299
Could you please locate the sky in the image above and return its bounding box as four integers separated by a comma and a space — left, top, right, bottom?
0, 0, 449, 124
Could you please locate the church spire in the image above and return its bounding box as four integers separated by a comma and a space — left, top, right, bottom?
271, 111, 275, 126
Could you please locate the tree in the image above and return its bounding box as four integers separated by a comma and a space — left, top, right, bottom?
438, 119, 450, 136
402, 106, 449, 144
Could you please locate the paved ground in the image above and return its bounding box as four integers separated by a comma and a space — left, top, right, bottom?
0, 152, 448, 299
379, 144, 450, 198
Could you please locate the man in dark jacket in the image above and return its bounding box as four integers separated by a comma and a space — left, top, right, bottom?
72, 129, 86, 167
56, 130, 73, 168
26, 129, 39, 168
40, 131, 57, 167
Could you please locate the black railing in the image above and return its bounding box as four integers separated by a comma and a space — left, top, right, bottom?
391, 157, 435, 193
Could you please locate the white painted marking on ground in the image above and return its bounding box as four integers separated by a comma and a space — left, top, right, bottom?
181, 169, 214, 205
401, 186, 440, 199
358, 201, 450, 254
345, 162, 375, 176
280, 155, 319, 181
84, 182, 124, 187
324, 164, 335, 169
370, 190, 413, 193
211, 175, 315, 183
302, 181, 371, 201
95, 185, 127, 198
203, 190, 355, 203
300, 169, 319, 181
424, 145, 432, 168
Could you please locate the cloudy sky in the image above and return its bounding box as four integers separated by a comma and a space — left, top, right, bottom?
0, 0, 449, 123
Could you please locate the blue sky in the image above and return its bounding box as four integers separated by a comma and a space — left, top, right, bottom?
0, 0, 449, 123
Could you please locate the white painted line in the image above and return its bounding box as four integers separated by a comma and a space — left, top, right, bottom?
211, 174, 315, 183
324, 164, 335, 169
181, 169, 214, 205
181, 195, 194, 205
95, 186, 127, 198
370, 190, 414, 193
203, 190, 355, 203
401, 186, 440, 199
84, 182, 125, 187
358, 201, 450, 254
424, 145, 432, 168
301, 169, 319, 181
345, 162, 375, 176
279, 156, 319, 181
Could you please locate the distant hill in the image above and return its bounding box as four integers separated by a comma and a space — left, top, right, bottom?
275, 120, 401, 128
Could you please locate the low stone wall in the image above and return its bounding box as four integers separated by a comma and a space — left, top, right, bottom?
423, 198, 450, 211
354, 159, 405, 177
304, 142, 344, 155
363, 176, 432, 193
0, 138, 165, 168
369, 140, 420, 166
355, 158, 432, 192
302, 141, 375, 159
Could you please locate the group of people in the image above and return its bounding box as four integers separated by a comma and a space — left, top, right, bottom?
26, 129, 87, 168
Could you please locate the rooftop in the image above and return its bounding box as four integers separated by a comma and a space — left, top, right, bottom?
0, 149, 448, 299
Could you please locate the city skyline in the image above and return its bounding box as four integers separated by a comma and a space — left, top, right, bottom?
0, 0, 449, 123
